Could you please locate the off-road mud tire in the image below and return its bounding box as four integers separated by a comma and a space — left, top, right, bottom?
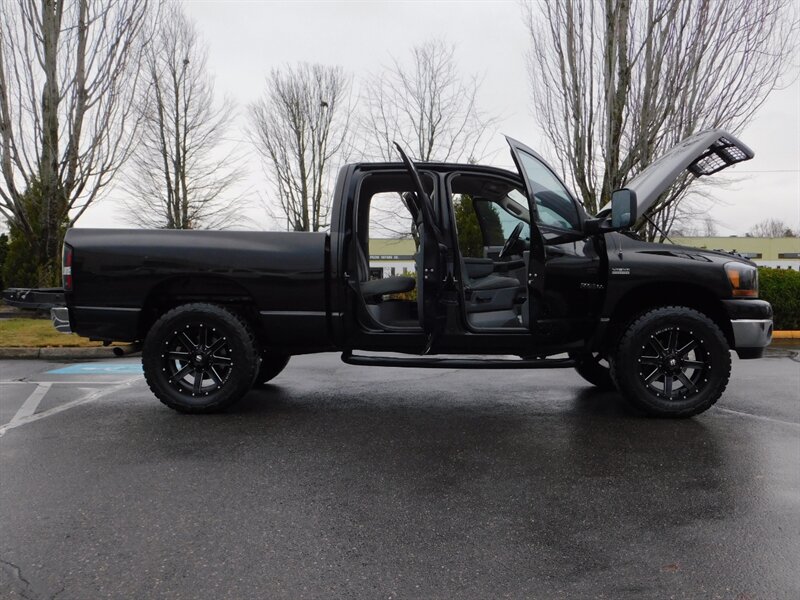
142, 303, 258, 413
610, 306, 731, 418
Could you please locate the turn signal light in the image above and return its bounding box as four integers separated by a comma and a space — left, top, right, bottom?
725, 262, 758, 298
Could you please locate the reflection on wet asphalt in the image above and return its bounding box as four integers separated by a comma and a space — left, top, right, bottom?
1, 350, 798, 599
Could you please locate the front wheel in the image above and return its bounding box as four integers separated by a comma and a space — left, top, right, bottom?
610, 306, 731, 418
142, 303, 258, 413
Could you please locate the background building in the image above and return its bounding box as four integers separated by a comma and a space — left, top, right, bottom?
366, 236, 800, 279
368, 239, 417, 278
671, 237, 800, 270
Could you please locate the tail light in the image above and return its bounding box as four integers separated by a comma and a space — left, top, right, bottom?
63, 243, 73, 291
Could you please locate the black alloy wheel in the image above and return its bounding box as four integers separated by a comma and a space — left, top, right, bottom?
161, 323, 234, 397
637, 326, 710, 400
611, 306, 731, 418
143, 303, 258, 413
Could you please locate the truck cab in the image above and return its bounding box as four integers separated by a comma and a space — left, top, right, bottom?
337, 134, 770, 352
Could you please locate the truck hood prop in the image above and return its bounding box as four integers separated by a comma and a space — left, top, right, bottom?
599, 129, 754, 217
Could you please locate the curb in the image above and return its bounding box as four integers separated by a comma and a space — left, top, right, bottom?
0, 346, 140, 360
772, 331, 800, 339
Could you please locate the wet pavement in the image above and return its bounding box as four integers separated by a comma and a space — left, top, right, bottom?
1, 349, 798, 599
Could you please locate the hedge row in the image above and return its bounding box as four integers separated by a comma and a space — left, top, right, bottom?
759, 267, 800, 330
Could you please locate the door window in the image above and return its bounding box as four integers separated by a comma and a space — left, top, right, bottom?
473, 198, 530, 248
516, 151, 581, 231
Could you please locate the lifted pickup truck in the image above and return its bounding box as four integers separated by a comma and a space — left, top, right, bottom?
54, 131, 772, 417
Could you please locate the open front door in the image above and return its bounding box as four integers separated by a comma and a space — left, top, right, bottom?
504, 137, 549, 331
394, 143, 447, 350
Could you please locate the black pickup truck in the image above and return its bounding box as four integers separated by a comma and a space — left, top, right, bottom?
53, 132, 772, 417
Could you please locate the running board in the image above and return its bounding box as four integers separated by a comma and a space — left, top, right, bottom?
341, 351, 575, 369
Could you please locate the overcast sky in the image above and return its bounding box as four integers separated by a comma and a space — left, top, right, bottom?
79, 0, 800, 236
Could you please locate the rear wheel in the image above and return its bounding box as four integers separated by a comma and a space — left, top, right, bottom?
253, 354, 290, 388
142, 303, 258, 413
569, 351, 615, 390
611, 306, 731, 418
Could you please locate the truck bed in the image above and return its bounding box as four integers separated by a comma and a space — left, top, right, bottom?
65, 228, 331, 350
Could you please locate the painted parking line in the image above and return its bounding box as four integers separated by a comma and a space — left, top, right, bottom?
9, 383, 51, 425
46, 363, 143, 375
0, 377, 140, 437
1, 381, 131, 385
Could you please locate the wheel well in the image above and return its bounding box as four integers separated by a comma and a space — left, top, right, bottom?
138, 276, 262, 341
604, 283, 734, 350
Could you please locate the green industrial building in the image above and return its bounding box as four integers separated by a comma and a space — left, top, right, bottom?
671, 237, 800, 269
367, 236, 799, 278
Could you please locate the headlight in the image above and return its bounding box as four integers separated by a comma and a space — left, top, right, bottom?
725, 262, 758, 298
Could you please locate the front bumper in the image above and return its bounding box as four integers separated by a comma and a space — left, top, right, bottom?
722, 299, 773, 359
51, 306, 72, 334
731, 319, 773, 348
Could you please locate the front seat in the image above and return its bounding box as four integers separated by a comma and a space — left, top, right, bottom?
356, 241, 415, 303
461, 254, 519, 297
460, 254, 521, 327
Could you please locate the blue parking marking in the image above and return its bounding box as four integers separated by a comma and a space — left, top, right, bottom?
47, 363, 143, 375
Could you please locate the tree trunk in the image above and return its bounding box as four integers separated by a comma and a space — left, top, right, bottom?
39, 0, 65, 284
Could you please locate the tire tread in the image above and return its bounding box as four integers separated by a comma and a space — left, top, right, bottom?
610, 305, 731, 418
142, 303, 258, 414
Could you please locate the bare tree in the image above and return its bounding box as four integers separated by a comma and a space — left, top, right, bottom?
749, 218, 796, 238
249, 64, 352, 232
0, 0, 154, 283
123, 3, 244, 230
524, 0, 798, 240
361, 40, 496, 163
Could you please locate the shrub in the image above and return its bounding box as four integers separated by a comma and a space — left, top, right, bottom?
1, 178, 68, 289
2, 230, 41, 288
388, 272, 418, 301
758, 267, 800, 330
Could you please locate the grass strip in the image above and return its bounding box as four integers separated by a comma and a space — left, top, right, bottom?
0, 318, 122, 348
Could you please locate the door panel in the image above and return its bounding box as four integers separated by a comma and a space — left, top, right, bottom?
394, 144, 447, 346
505, 137, 604, 343
540, 235, 605, 343
503, 139, 548, 331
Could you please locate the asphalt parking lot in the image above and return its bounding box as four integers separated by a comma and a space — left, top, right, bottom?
1, 349, 798, 599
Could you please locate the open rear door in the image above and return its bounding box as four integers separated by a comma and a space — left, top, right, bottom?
394, 143, 447, 351
504, 137, 550, 331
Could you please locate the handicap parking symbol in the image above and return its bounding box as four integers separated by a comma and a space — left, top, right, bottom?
47, 363, 143, 375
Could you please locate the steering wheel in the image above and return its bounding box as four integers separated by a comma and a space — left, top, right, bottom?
498, 222, 524, 259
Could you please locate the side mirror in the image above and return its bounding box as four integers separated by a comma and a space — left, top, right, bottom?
611, 189, 637, 229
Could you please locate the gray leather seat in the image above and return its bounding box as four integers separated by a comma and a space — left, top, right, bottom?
460, 254, 521, 326
467, 272, 520, 291
460, 255, 520, 293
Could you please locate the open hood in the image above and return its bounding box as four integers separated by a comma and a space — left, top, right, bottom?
599, 129, 754, 217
